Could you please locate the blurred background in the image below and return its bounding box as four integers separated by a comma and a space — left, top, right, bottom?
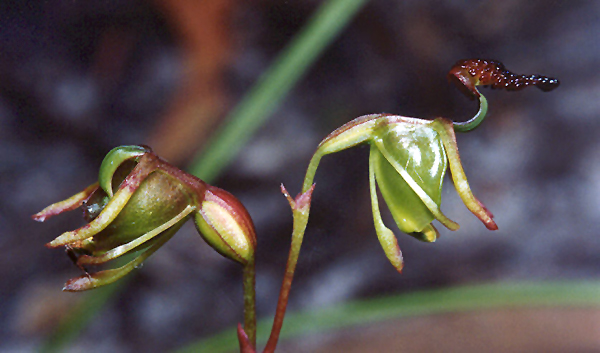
2, 0, 599, 352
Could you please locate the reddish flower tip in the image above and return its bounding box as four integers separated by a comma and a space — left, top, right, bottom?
63, 275, 94, 292
280, 184, 293, 205
295, 184, 315, 210
485, 220, 499, 231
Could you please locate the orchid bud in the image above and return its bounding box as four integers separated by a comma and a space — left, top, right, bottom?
33, 145, 256, 291
195, 186, 257, 265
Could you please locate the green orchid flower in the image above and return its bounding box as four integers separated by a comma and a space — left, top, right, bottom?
33, 145, 256, 291
306, 114, 497, 272
297, 59, 560, 272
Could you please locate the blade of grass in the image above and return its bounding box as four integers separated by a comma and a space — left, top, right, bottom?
174, 280, 600, 353
40, 0, 368, 350
40, 281, 126, 353
188, 0, 369, 182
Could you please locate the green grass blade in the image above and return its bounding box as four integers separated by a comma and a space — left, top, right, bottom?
174, 280, 600, 353
40, 281, 126, 353
188, 0, 369, 182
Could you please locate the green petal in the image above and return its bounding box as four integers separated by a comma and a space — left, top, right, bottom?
430, 118, 497, 230
99, 145, 149, 197
46, 183, 138, 247
369, 145, 403, 272
63, 226, 178, 292
32, 183, 99, 222
87, 171, 194, 252
373, 127, 459, 231
77, 205, 194, 265
47, 155, 159, 248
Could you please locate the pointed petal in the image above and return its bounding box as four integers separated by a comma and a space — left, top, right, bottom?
32, 183, 99, 222
77, 205, 194, 265
47, 155, 159, 248
374, 138, 460, 231
63, 228, 176, 291
431, 118, 497, 230
46, 185, 136, 248
370, 145, 403, 272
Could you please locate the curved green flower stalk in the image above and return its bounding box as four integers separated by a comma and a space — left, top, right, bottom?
257, 59, 559, 352
33, 145, 258, 348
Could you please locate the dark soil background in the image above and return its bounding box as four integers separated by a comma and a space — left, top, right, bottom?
2, 1, 599, 352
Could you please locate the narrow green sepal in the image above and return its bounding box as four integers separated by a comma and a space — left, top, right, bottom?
63, 227, 177, 291
369, 145, 403, 272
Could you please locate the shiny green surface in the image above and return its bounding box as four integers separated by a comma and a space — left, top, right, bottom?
373, 123, 447, 236
98, 145, 149, 197
369, 145, 403, 270
88, 171, 194, 253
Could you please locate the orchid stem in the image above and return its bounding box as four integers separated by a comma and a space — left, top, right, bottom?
243, 256, 257, 349
302, 151, 324, 193
453, 92, 488, 133
263, 135, 340, 352
263, 183, 315, 353
263, 209, 306, 352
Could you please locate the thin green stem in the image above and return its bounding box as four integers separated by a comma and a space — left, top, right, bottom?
302, 151, 325, 193
453, 92, 488, 133
262, 124, 333, 352
262, 140, 328, 352
243, 256, 257, 349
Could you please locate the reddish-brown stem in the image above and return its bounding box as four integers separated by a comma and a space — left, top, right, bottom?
237, 323, 255, 353
263, 185, 314, 353
243, 256, 257, 349
263, 241, 299, 352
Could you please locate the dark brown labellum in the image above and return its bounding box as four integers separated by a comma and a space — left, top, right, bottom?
448, 59, 560, 98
